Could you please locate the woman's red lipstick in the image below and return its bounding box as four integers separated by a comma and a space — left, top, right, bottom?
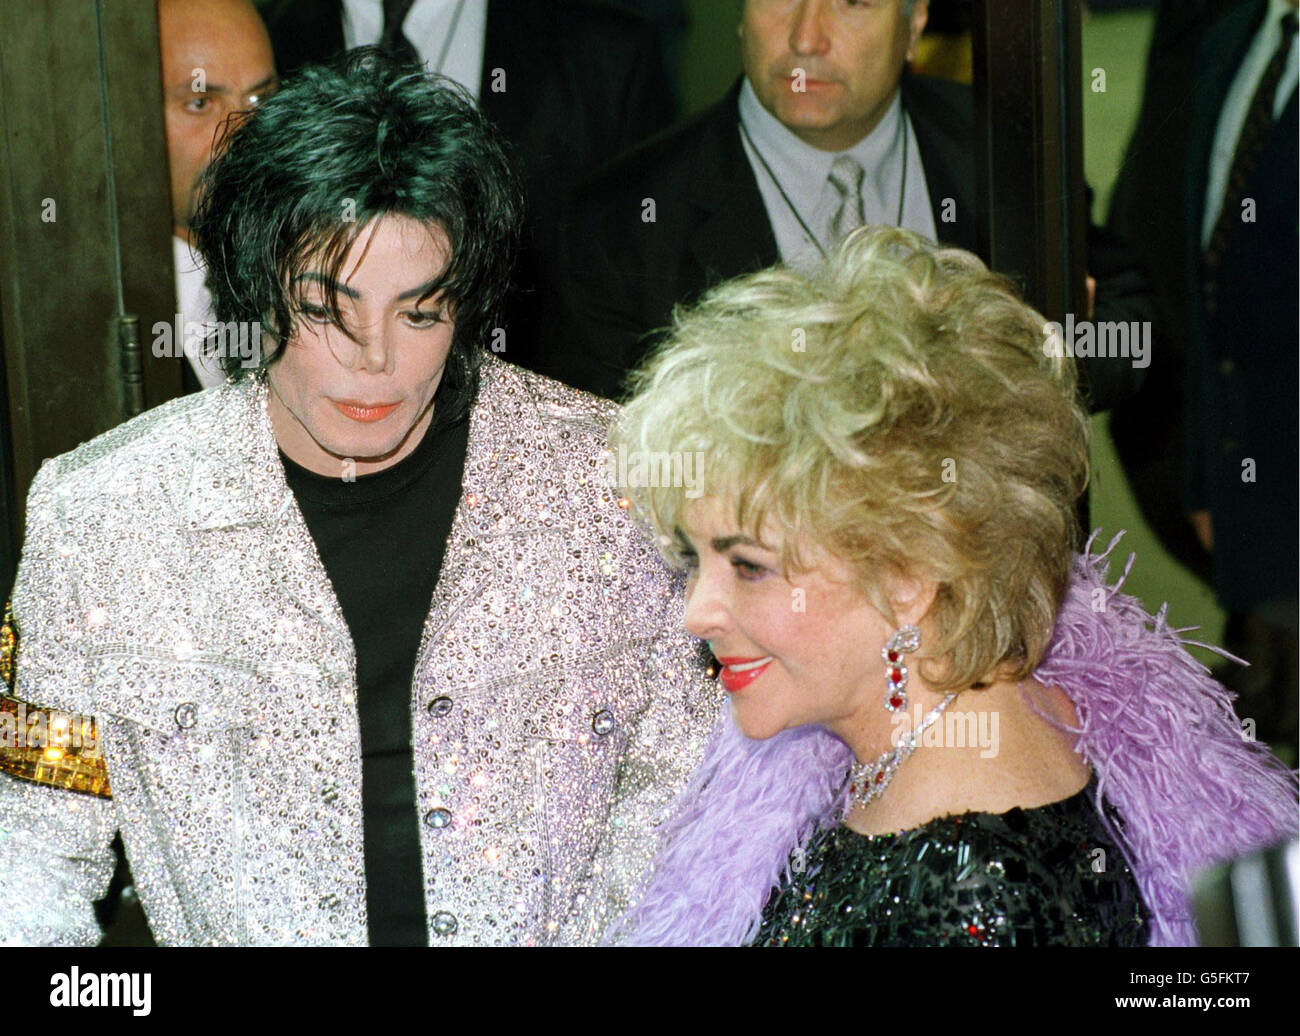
716, 656, 774, 693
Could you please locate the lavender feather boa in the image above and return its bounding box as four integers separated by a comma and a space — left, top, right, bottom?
610, 531, 1299, 946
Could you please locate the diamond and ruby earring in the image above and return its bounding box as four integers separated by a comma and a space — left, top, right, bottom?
883, 624, 921, 712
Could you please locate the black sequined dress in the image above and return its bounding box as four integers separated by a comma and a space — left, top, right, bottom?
755, 776, 1150, 946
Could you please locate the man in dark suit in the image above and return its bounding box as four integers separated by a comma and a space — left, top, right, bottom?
258, 0, 675, 371
546, 0, 1150, 408
1111, 0, 1297, 749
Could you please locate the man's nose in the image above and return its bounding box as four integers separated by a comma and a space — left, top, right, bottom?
349, 321, 395, 375
683, 566, 731, 641
790, 0, 831, 56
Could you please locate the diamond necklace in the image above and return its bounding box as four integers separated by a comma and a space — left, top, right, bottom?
846, 692, 958, 810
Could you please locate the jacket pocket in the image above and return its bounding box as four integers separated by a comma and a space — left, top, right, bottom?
88, 654, 264, 945
523, 653, 646, 936
90, 654, 262, 735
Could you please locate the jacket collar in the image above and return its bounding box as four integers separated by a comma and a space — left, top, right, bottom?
179, 355, 575, 678
181, 375, 292, 531
1185, 1, 1270, 275
686, 80, 781, 280
898, 73, 979, 254
181, 355, 563, 537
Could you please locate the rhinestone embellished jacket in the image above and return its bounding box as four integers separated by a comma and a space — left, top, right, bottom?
0, 356, 718, 946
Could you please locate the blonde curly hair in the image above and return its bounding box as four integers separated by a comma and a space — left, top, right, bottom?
610, 225, 1090, 691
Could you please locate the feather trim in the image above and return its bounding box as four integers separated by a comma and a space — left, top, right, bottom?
614, 533, 1298, 946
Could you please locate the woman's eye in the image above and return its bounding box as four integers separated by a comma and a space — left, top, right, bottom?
731, 557, 767, 580
183, 96, 210, 114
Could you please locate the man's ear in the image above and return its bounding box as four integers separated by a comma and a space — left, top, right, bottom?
905, 0, 930, 63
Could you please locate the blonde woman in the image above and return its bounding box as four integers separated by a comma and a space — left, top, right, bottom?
608, 227, 1297, 946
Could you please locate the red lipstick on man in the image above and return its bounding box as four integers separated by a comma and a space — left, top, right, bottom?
332, 400, 399, 423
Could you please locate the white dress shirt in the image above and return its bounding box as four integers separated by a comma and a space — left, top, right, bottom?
1201, 0, 1299, 247
173, 235, 225, 389
341, 0, 489, 101
738, 77, 936, 267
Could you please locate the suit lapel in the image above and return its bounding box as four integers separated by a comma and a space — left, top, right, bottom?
686, 84, 780, 285
688, 77, 980, 274
1185, 0, 1268, 288
901, 75, 979, 254
178, 361, 576, 699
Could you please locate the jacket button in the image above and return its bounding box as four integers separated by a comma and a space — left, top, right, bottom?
425, 807, 452, 829
1219, 358, 1235, 375
427, 696, 453, 717
591, 709, 615, 736
174, 702, 198, 729
431, 911, 458, 936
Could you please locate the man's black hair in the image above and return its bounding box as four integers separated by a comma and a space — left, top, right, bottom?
192, 47, 524, 429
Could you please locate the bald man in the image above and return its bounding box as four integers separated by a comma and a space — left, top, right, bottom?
158, 0, 278, 389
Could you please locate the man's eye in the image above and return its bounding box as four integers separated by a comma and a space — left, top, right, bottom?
404, 309, 443, 329
300, 303, 332, 325
183, 95, 210, 113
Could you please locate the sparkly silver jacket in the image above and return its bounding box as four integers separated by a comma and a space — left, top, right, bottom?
0, 356, 717, 946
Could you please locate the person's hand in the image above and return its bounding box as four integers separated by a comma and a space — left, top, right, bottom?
1085, 274, 1097, 321
1190, 510, 1213, 552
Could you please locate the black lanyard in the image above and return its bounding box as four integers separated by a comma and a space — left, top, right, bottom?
738, 103, 911, 258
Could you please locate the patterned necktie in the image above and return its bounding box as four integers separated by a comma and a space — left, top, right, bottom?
380, 0, 421, 67
828, 156, 866, 244
1204, 10, 1298, 315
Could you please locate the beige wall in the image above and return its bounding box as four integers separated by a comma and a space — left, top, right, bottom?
680, 0, 743, 115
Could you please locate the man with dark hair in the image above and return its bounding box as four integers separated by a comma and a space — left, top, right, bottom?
0, 50, 716, 947
260, 0, 676, 373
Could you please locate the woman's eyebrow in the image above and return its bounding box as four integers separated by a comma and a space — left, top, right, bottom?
711, 534, 764, 552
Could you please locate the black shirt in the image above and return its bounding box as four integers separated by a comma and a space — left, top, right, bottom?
281, 412, 470, 946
